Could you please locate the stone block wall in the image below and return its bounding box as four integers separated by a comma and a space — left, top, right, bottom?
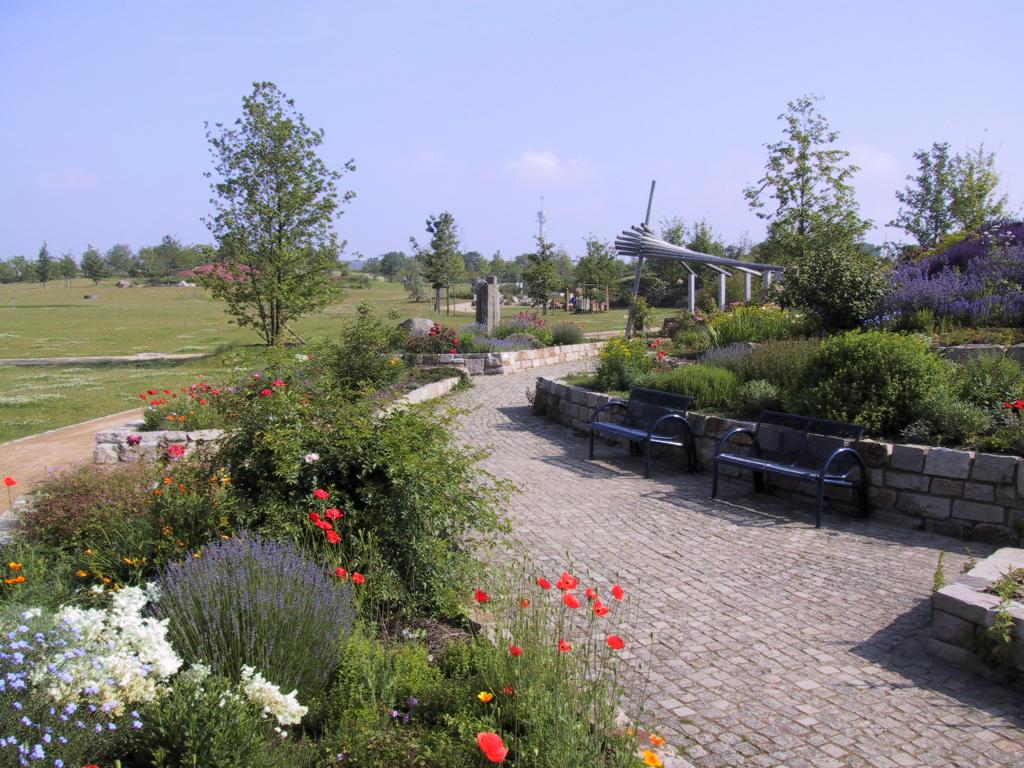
408, 342, 603, 376
94, 419, 223, 464
534, 377, 1024, 544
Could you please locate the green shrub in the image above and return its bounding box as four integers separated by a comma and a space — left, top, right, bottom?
792, 331, 951, 435
712, 339, 820, 398
976, 422, 1024, 455
900, 394, 992, 445
318, 302, 406, 391
592, 337, 656, 392
778, 247, 888, 331
142, 382, 226, 431
651, 365, 739, 411
551, 322, 584, 345
0, 541, 79, 611
953, 353, 1024, 410
706, 304, 810, 346
629, 296, 654, 333
735, 379, 782, 417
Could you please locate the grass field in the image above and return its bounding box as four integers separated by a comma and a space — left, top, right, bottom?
0, 277, 673, 441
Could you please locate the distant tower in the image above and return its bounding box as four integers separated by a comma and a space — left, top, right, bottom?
537, 196, 547, 239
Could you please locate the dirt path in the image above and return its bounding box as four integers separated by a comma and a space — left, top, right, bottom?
0, 408, 142, 513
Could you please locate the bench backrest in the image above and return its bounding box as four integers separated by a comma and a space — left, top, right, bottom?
753, 411, 865, 475
626, 388, 695, 429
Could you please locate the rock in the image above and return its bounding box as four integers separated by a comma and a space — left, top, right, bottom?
923, 447, 972, 479
951, 499, 1006, 524
400, 317, 436, 334
115, 279, 136, 288
889, 444, 928, 473
82, 294, 97, 300
971, 452, 1018, 484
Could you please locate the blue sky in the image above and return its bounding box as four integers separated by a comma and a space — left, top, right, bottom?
1, 1, 1021, 262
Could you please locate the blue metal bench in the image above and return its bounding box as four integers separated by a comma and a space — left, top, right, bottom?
589, 388, 697, 477
711, 410, 868, 528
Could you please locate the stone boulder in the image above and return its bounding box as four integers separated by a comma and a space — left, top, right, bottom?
116, 279, 137, 288
401, 317, 436, 334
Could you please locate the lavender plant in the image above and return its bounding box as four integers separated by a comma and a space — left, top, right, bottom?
153, 534, 354, 700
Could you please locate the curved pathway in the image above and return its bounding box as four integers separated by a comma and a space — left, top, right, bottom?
451, 363, 1024, 768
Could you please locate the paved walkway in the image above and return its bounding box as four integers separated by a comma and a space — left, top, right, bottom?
451, 363, 1024, 768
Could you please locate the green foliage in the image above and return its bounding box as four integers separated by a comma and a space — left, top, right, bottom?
35, 241, 53, 285
404, 323, 460, 354
81, 245, 110, 284
0, 541, 80, 611
593, 337, 656, 392
318, 302, 406, 391
900, 394, 991, 445
700, 303, 810, 347
629, 296, 653, 334
651, 365, 739, 411
952, 353, 1024, 409
551, 322, 584, 345
735, 379, 782, 417
792, 331, 952, 435
713, 339, 820, 402
976, 421, 1024, 457
523, 235, 562, 312
203, 81, 354, 345
890, 142, 957, 249
933, 552, 946, 593
417, 211, 465, 289
949, 142, 1009, 232
778, 246, 888, 330
573, 238, 620, 302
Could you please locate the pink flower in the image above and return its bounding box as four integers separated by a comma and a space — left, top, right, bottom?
273, 379, 286, 387
126, 434, 142, 446
325, 508, 343, 520
259, 388, 273, 397
166, 444, 186, 459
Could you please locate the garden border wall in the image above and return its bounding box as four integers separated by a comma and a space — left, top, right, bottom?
408, 341, 604, 375
533, 377, 1024, 544
94, 377, 464, 464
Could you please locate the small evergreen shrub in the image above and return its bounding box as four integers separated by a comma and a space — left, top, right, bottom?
714, 339, 820, 400
900, 394, 992, 445
792, 331, 951, 435
651, 365, 739, 411
551, 322, 584, 345
735, 379, 782, 417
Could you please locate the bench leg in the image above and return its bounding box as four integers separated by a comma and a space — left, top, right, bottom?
753, 470, 765, 492
643, 441, 652, 478
589, 429, 595, 459
815, 479, 826, 528
686, 442, 698, 473
711, 460, 719, 498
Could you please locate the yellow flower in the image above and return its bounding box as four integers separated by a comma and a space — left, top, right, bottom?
477, 691, 494, 703
76, 570, 89, 578
7, 562, 22, 571
642, 750, 663, 767
101, 577, 111, 585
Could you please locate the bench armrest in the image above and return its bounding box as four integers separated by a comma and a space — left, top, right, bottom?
591, 400, 628, 425
714, 427, 757, 458
647, 412, 693, 441
819, 446, 866, 480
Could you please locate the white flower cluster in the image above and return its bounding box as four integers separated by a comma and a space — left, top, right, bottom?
35, 585, 181, 714
239, 666, 307, 726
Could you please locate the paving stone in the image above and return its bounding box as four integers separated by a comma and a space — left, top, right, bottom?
456, 363, 1024, 767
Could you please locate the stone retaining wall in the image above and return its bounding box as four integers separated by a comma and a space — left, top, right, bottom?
408, 341, 603, 375
534, 377, 1024, 544
95, 377, 464, 464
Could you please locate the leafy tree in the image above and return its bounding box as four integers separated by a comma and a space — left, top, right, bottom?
489, 250, 509, 282
9, 256, 32, 282
413, 211, 464, 313
523, 235, 561, 313
462, 250, 484, 276
400, 259, 427, 302
778, 245, 887, 330
378, 251, 408, 279
889, 142, 956, 250
949, 142, 1009, 232
745, 95, 870, 264
202, 81, 354, 346
57, 252, 78, 286
574, 237, 620, 309
0, 261, 17, 283
81, 245, 109, 284
104, 243, 136, 274
35, 242, 53, 286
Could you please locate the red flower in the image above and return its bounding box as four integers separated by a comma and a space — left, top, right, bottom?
556, 571, 579, 591
198, 398, 208, 406
508, 644, 523, 657
259, 388, 273, 397
352, 572, 365, 585
334, 567, 348, 580
313, 489, 330, 500
611, 583, 624, 601
474, 588, 490, 604
518, 598, 530, 609
163, 389, 171, 394
147, 389, 157, 395
502, 685, 515, 696
1005, 402, 1013, 409
593, 601, 609, 617
139, 393, 148, 400
309, 512, 322, 524
325, 529, 341, 545
449, 348, 457, 354
273, 379, 286, 387
536, 576, 552, 590
316, 520, 333, 531
477, 732, 508, 763
585, 587, 598, 601
562, 592, 580, 610
558, 638, 572, 653
2, 477, 15, 487
325, 508, 343, 520
1016, 400, 1024, 410
606, 634, 625, 651
166, 444, 186, 459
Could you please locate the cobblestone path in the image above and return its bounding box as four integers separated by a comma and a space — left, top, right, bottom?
451, 363, 1024, 768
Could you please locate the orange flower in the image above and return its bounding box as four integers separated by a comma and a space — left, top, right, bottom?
643, 749, 663, 767
649, 734, 665, 746
558, 638, 571, 653
76, 570, 88, 578
7, 562, 21, 571
518, 598, 530, 609
477, 691, 494, 703
611, 583, 624, 601
476, 733, 508, 764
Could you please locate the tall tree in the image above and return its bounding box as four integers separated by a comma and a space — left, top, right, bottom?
745, 95, 870, 264
378, 251, 408, 279
104, 243, 136, 274
889, 142, 955, 250
57, 252, 78, 286
574, 237, 620, 310
202, 81, 354, 346
523, 235, 561, 313
489, 250, 508, 282
949, 142, 1009, 232
35, 242, 53, 286
9, 256, 31, 282
414, 211, 464, 312
81, 245, 109, 284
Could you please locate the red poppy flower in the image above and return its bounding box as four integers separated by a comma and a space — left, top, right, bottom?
611, 583, 624, 601
536, 576, 552, 590
139, 393, 148, 400
334, 567, 348, 580
606, 634, 625, 651
316, 520, 333, 531
1005, 402, 1013, 409
508, 644, 523, 657
325, 530, 341, 545
309, 512, 322, 523
585, 587, 598, 601
163, 389, 171, 394
147, 389, 157, 395
474, 588, 490, 604
562, 592, 580, 609
199, 398, 208, 406
477, 732, 508, 763
593, 601, 609, 617
502, 685, 515, 696
166, 444, 186, 459
325, 507, 343, 520
352, 572, 365, 585
558, 638, 572, 653
519, 598, 530, 608
313, 489, 330, 500
273, 379, 286, 387
1016, 400, 1024, 410
2, 477, 15, 487
556, 571, 579, 590
259, 388, 273, 397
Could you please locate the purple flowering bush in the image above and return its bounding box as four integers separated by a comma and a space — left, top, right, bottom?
880, 220, 1024, 326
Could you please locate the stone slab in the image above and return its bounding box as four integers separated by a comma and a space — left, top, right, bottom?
923, 447, 973, 479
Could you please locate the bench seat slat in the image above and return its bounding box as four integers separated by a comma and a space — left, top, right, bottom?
715, 453, 855, 484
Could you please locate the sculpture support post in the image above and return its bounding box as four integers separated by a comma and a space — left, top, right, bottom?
625, 179, 657, 339
744, 272, 752, 302
718, 272, 727, 309
688, 272, 696, 313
